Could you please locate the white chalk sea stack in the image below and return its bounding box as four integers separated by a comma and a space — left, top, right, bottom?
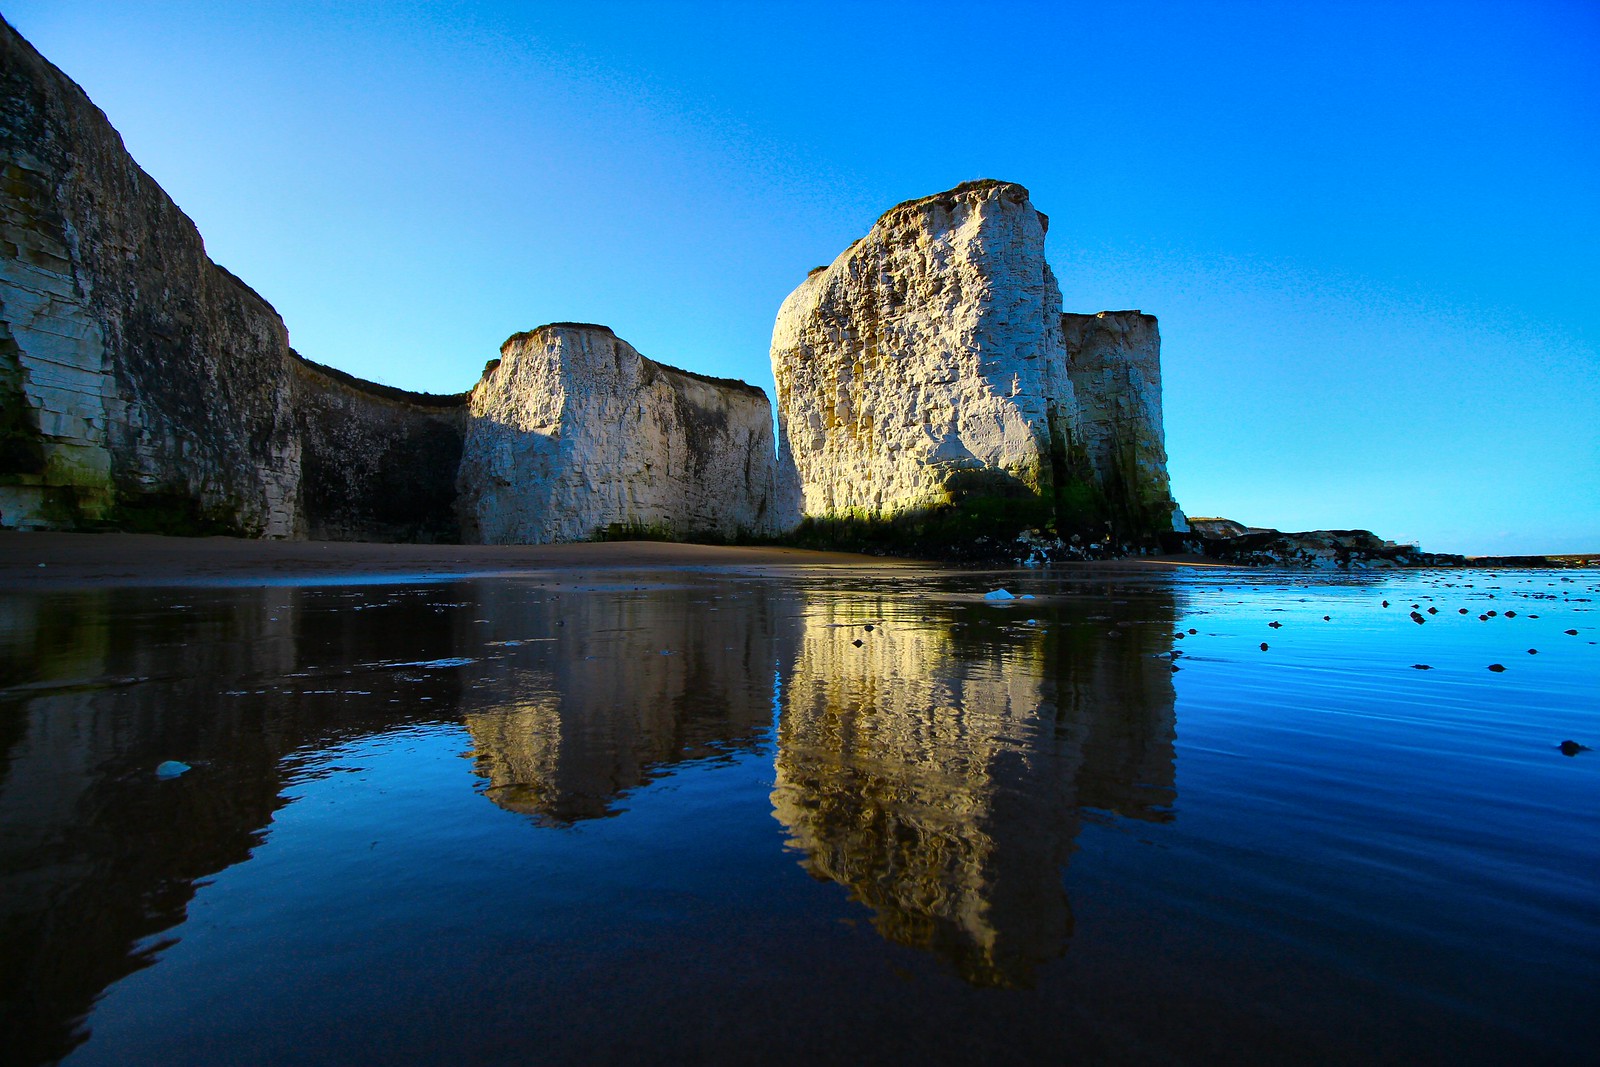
770, 179, 1179, 544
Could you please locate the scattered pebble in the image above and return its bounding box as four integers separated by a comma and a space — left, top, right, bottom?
984, 589, 1016, 601
1323, 615, 1331, 621
863, 624, 874, 632
1410, 611, 1426, 624
852, 639, 863, 647
1412, 664, 1432, 670
1564, 629, 1579, 636
1188, 628, 1197, 635
1487, 663, 1506, 672
1427, 607, 1438, 614
1458, 608, 1469, 615
1259, 642, 1269, 651
156, 760, 190, 779
1527, 649, 1539, 655
1268, 621, 1282, 629
1559, 740, 1590, 756
1382, 600, 1390, 607
1504, 610, 1516, 618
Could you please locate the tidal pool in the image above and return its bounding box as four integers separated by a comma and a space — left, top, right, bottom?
1, 567, 1595, 1064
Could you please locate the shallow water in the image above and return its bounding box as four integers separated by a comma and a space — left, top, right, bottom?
1, 567, 1595, 1064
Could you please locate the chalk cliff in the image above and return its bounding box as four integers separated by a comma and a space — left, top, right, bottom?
0, 19, 476, 540
458, 324, 779, 544
771, 180, 1181, 546
1, 20, 776, 546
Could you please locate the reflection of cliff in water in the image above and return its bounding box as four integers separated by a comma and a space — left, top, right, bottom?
771, 586, 1176, 987
0, 585, 465, 1066
460, 586, 797, 824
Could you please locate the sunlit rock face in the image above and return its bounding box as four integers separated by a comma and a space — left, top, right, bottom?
1061, 311, 1179, 540
770, 179, 1182, 544
771, 591, 1176, 986
458, 324, 780, 544
771, 180, 1071, 529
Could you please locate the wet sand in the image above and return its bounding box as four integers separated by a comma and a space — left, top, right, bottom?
0, 531, 1225, 589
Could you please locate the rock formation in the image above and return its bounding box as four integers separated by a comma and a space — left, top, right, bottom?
1, 19, 776, 545
770, 180, 1182, 547
1061, 310, 1177, 541
458, 324, 779, 544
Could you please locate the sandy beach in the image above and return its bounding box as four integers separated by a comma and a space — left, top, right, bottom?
0, 531, 1228, 589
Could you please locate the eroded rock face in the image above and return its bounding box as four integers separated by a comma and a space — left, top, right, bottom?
458, 324, 780, 544
2, 20, 304, 533
1061, 311, 1179, 540
772, 180, 1072, 529
771, 179, 1182, 546
0, 19, 470, 540
289, 358, 466, 543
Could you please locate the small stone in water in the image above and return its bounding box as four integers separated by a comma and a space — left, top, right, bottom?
156, 760, 190, 779
1558, 740, 1588, 756
1259, 642, 1269, 651
852, 639, 864, 647
1527, 649, 1539, 655
1412, 664, 1432, 670
1487, 663, 1507, 672
1564, 629, 1579, 636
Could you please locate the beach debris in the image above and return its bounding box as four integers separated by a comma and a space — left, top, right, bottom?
1558, 740, 1590, 756
1487, 663, 1507, 672
984, 589, 1017, 601
155, 760, 191, 779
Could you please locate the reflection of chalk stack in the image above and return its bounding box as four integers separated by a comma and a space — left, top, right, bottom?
462, 587, 793, 824
770, 593, 1177, 987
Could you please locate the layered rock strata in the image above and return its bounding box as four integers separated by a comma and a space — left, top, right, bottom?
458, 324, 779, 544
770, 179, 1181, 545
2, 21, 300, 534
0, 19, 477, 540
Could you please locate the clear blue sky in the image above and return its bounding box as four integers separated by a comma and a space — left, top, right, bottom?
8, 0, 1597, 554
